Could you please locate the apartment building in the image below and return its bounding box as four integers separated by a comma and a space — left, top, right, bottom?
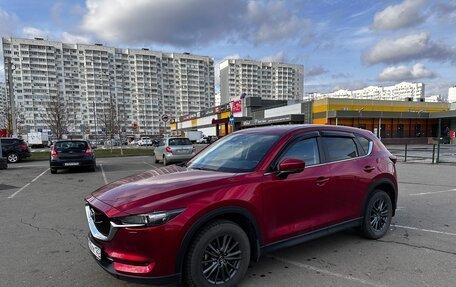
219, 58, 304, 104
2, 37, 214, 136
305, 82, 425, 102
448, 86, 456, 103
0, 83, 6, 128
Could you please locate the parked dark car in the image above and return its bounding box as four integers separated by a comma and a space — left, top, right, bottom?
85, 125, 398, 286
50, 140, 96, 174
0, 137, 31, 163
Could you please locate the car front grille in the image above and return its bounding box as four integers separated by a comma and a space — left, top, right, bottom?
91, 207, 111, 237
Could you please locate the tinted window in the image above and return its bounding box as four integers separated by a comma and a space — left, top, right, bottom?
280, 138, 320, 166
188, 133, 280, 173
322, 137, 358, 162
356, 136, 371, 156
168, 138, 192, 146
54, 141, 87, 151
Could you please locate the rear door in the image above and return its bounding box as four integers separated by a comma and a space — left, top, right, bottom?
55, 141, 87, 160
320, 132, 374, 223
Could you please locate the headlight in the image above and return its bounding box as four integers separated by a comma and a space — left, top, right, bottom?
115, 208, 185, 227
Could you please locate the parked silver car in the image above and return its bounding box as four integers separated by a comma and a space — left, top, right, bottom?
154, 137, 195, 165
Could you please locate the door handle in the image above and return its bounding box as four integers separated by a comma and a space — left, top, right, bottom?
364, 166, 375, 172
316, 176, 329, 186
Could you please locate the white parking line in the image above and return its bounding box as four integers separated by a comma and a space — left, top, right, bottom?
8, 168, 50, 199
409, 188, 456, 196
99, 164, 108, 185
392, 224, 456, 237
143, 161, 158, 169
271, 256, 388, 287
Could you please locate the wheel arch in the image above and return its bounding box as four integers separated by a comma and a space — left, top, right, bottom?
362, 178, 397, 217
175, 206, 262, 275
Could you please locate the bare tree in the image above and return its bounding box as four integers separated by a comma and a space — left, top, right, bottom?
43, 96, 68, 140
97, 99, 118, 151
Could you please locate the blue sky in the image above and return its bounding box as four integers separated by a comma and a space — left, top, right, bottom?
0, 0, 455, 96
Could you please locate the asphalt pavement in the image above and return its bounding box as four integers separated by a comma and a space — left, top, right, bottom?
0, 157, 455, 287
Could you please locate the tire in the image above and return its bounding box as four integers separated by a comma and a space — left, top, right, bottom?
184, 220, 251, 287
6, 152, 19, 163
361, 190, 393, 239
88, 165, 96, 172
163, 155, 168, 166
50, 168, 57, 174
154, 155, 159, 164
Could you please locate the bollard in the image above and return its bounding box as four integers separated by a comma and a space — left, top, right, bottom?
404, 144, 407, 162
432, 144, 436, 164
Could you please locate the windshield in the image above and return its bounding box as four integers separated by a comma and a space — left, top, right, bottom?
188, 133, 280, 173
169, 138, 192, 146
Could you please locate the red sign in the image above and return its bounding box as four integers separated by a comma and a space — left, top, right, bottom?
0, 129, 7, 137
232, 100, 242, 113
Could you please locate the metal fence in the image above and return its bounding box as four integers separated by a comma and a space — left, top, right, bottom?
386, 144, 456, 164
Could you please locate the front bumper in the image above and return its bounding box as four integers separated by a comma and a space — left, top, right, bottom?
88, 234, 180, 285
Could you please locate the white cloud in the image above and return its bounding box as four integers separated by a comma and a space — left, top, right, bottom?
362, 32, 456, 65
0, 9, 19, 36
22, 26, 49, 39
372, 0, 426, 31
81, 0, 313, 47
378, 63, 435, 81
304, 66, 328, 77
261, 51, 287, 63
61, 32, 92, 44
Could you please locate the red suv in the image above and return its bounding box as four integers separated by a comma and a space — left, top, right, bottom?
85, 125, 397, 286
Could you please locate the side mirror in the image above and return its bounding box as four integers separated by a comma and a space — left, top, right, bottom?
277, 158, 305, 178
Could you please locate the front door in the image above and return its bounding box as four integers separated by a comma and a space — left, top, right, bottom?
261, 135, 331, 244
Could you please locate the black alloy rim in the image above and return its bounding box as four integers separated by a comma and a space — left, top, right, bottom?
370, 199, 389, 231
201, 234, 242, 284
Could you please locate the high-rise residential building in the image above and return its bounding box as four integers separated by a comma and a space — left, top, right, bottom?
0, 82, 6, 129
2, 37, 215, 136
219, 58, 304, 104
305, 82, 425, 102
448, 86, 456, 103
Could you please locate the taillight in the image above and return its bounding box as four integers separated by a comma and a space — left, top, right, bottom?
85, 146, 93, 156
19, 143, 27, 149
50, 146, 58, 159
165, 146, 172, 153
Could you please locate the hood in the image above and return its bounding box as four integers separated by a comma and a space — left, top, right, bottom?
89, 165, 238, 215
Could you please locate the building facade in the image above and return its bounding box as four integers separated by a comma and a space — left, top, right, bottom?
448, 86, 456, 103
0, 82, 6, 129
2, 37, 215, 137
219, 58, 304, 104
306, 82, 425, 102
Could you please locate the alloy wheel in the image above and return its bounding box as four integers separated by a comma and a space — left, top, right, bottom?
7, 153, 18, 163
201, 234, 242, 284
369, 199, 389, 231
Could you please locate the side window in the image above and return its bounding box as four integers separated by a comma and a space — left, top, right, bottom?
356, 135, 371, 156
279, 138, 320, 166
159, 140, 165, 146
322, 137, 358, 162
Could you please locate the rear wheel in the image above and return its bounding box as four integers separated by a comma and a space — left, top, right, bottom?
50, 168, 57, 174
154, 155, 159, 164
361, 190, 392, 239
88, 165, 96, 172
6, 152, 19, 163
184, 220, 250, 287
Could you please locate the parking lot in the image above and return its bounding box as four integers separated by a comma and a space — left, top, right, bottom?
0, 157, 455, 287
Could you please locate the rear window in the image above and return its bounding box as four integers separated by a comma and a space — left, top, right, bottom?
322, 137, 358, 162
168, 138, 192, 146
54, 141, 88, 151
356, 135, 371, 156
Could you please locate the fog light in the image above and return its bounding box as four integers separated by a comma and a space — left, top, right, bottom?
113, 262, 155, 274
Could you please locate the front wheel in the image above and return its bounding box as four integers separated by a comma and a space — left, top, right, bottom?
361, 190, 392, 239
185, 220, 250, 287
